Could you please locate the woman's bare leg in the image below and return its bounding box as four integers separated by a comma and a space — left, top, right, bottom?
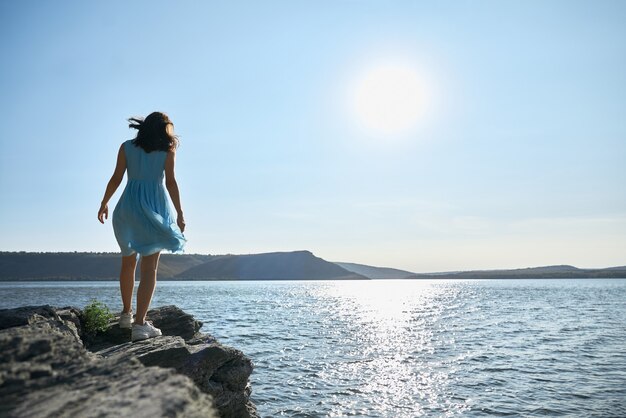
135, 252, 161, 325
120, 254, 137, 314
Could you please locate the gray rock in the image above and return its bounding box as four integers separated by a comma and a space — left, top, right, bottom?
0, 305, 257, 418
147, 305, 203, 340
0, 305, 83, 343
96, 308, 257, 418
13, 368, 217, 418
0, 315, 217, 418
0, 305, 60, 330
84, 305, 201, 352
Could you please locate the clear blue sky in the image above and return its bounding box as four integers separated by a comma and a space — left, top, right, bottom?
1, 1, 624, 272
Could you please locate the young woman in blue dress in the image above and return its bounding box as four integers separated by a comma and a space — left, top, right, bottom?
98, 112, 186, 341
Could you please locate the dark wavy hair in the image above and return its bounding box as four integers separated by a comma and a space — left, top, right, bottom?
128, 111, 179, 153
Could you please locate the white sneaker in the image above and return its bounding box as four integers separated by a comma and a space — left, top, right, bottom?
132, 321, 162, 342
119, 311, 133, 329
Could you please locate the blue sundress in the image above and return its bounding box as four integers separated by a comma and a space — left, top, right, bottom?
112, 140, 186, 256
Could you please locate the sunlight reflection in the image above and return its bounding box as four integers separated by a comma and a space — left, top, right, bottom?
326, 279, 439, 326
314, 280, 463, 416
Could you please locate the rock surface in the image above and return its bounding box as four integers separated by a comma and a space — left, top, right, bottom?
0, 305, 257, 418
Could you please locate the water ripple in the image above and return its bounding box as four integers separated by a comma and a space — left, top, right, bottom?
1, 279, 625, 416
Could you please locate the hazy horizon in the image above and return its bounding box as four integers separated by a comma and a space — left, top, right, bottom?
1, 1, 625, 272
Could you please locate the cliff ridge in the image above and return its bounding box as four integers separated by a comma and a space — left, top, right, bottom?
0, 304, 257, 418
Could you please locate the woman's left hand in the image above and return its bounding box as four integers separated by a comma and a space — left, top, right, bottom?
98, 204, 108, 224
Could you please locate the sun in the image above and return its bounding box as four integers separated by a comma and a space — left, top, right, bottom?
352, 64, 429, 137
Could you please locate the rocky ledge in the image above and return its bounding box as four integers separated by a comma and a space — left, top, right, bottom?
0, 305, 257, 418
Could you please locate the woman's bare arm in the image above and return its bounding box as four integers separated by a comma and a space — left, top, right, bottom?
98, 144, 126, 224
165, 150, 185, 233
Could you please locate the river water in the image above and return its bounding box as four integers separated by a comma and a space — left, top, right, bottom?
1, 279, 625, 417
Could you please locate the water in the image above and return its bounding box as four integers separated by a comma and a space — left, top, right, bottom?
1, 279, 625, 417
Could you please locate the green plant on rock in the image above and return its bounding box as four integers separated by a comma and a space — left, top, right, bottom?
82, 299, 113, 335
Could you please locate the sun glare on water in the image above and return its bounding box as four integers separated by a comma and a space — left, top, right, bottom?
352, 63, 430, 138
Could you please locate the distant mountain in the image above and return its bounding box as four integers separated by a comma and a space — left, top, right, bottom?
0, 251, 365, 281
1, 252, 624, 281
156, 254, 216, 278
178, 251, 367, 280
334, 262, 414, 279
406, 265, 626, 280
0, 252, 216, 280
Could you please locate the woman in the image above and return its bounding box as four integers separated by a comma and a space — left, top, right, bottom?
98, 111, 186, 341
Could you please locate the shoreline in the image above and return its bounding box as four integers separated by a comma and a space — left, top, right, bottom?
1, 277, 626, 283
